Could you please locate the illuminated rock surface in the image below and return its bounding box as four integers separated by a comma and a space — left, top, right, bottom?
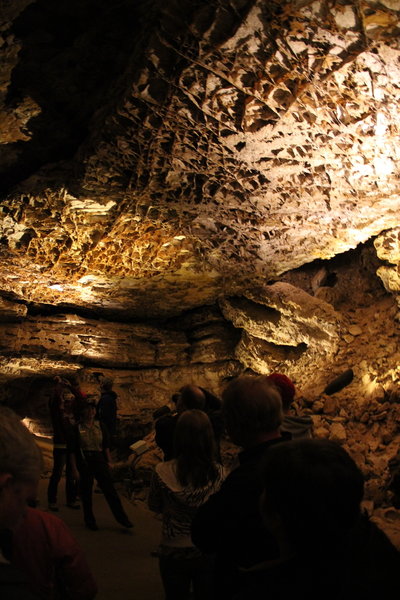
1, 1, 400, 517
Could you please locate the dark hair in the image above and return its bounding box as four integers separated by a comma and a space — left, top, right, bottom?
171, 393, 181, 405
261, 439, 364, 553
68, 375, 80, 387
222, 375, 282, 446
101, 378, 113, 391
174, 409, 218, 488
179, 385, 206, 410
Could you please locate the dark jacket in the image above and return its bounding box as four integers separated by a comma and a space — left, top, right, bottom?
96, 391, 117, 436
191, 434, 291, 599
155, 413, 178, 461
233, 515, 400, 600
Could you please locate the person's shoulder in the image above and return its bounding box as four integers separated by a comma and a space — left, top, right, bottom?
23, 507, 65, 528
15, 508, 71, 542
101, 390, 117, 401
24, 508, 81, 550
155, 413, 177, 429
201, 388, 222, 410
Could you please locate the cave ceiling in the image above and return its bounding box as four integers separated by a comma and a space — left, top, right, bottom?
0, 0, 400, 320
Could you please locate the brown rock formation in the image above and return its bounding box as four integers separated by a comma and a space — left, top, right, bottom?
0, 0, 400, 520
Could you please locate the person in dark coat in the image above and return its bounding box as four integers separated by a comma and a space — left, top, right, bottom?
70, 401, 132, 531
96, 378, 118, 438
234, 438, 400, 600
191, 375, 290, 600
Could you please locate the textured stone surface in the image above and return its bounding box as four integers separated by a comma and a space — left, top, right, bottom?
0, 0, 400, 315
0, 0, 400, 521
0, 314, 190, 368
221, 282, 342, 347
0, 297, 27, 321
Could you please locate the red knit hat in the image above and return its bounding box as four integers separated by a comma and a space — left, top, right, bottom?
266, 373, 296, 410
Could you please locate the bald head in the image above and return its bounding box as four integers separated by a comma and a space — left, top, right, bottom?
178, 385, 206, 413
222, 375, 283, 448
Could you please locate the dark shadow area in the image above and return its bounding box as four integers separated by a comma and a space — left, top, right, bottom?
279, 239, 387, 308
1, 0, 147, 195
270, 341, 308, 361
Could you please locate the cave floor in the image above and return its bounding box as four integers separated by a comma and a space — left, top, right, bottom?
36, 476, 164, 600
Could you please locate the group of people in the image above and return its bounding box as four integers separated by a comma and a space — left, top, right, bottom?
47, 376, 132, 531
0, 375, 132, 599
148, 375, 400, 600
1, 372, 400, 600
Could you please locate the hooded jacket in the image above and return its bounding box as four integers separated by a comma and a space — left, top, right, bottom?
148, 460, 226, 548
281, 414, 313, 439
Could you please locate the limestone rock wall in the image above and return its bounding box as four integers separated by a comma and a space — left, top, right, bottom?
375, 228, 400, 312
0, 302, 242, 432
220, 281, 343, 381
0, 1, 400, 316
2, 242, 400, 510
0, 1, 400, 513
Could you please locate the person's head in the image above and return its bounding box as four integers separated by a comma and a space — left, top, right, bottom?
177, 385, 206, 413
101, 377, 113, 392
174, 409, 218, 488
260, 439, 364, 554
0, 407, 42, 528
265, 373, 295, 412
222, 375, 283, 448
